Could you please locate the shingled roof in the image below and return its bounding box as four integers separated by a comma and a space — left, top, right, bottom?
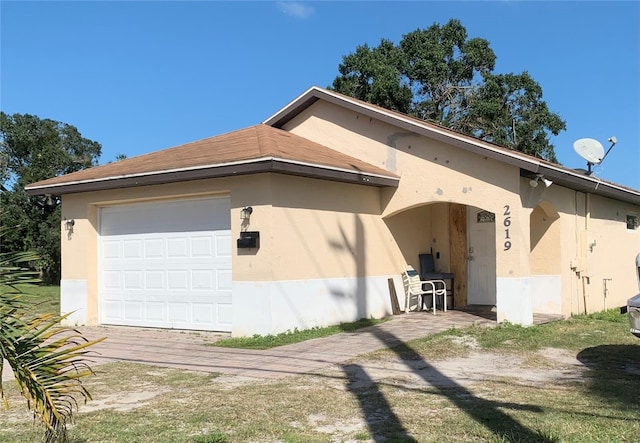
264, 86, 640, 206
26, 124, 399, 195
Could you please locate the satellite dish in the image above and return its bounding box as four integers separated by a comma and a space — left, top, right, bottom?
572, 137, 618, 175
573, 138, 605, 165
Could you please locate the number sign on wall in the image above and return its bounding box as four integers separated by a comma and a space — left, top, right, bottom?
503, 205, 512, 251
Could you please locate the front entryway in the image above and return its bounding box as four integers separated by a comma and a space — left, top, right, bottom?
98, 197, 232, 331
467, 207, 497, 305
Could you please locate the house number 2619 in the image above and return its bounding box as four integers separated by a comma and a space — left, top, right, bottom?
503, 205, 512, 251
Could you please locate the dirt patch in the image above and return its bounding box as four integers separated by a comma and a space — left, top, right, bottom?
81, 389, 168, 412
324, 347, 586, 390
5, 346, 587, 416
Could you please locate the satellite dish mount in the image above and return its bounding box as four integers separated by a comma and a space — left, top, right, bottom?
573, 137, 617, 175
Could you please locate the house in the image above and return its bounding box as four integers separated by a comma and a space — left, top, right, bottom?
26, 87, 640, 336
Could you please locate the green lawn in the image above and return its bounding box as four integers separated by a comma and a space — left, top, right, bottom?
2, 303, 638, 443
212, 317, 390, 349
14, 283, 60, 315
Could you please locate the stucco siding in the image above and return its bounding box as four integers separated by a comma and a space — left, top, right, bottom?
497, 277, 533, 325
283, 99, 527, 280
267, 175, 404, 280
521, 180, 640, 316
232, 275, 396, 336
54, 93, 639, 334
530, 275, 562, 314
59, 279, 88, 326
60, 172, 407, 332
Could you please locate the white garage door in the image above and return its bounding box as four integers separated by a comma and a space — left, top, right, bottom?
99, 197, 232, 331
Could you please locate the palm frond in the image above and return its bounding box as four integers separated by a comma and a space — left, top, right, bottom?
2, 310, 105, 441
1, 228, 105, 443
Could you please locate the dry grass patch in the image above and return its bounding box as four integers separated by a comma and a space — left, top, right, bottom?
2, 310, 639, 442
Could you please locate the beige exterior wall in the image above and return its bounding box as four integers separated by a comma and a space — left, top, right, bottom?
58, 97, 640, 333
267, 175, 403, 280
519, 176, 640, 317
62, 175, 251, 325
281, 99, 640, 319
286, 101, 529, 284
578, 194, 640, 312
282, 100, 527, 280
61, 172, 408, 329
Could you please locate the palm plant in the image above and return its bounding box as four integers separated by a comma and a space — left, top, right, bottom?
1, 227, 104, 442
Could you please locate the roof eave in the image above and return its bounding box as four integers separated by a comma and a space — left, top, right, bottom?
264, 87, 544, 170
520, 166, 640, 206
25, 159, 399, 196
266, 86, 640, 205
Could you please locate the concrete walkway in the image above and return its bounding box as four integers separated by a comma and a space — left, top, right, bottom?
74, 310, 497, 379
2, 310, 561, 381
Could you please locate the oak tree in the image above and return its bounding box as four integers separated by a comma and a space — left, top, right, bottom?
330, 19, 565, 161
0, 112, 102, 283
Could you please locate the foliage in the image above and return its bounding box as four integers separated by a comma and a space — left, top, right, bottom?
213, 317, 389, 349
0, 112, 101, 283
403, 309, 634, 360
0, 228, 104, 443
190, 432, 228, 443
2, 313, 639, 442
330, 19, 566, 161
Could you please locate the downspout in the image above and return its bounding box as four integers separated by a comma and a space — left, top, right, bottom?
571, 190, 581, 315
572, 191, 578, 315
582, 192, 591, 315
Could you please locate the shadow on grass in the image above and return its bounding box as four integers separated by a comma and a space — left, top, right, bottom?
340, 320, 555, 443
342, 364, 417, 443
577, 344, 640, 409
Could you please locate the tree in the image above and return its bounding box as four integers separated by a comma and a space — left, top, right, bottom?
463, 72, 566, 162
0, 113, 102, 283
0, 226, 104, 442
332, 39, 413, 114
330, 19, 566, 161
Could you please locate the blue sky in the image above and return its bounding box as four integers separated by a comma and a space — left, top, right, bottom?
2, 1, 639, 189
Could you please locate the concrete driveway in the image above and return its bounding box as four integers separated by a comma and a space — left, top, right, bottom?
2, 310, 560, 381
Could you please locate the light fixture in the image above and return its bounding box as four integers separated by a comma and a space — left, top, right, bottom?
529, 175, 553, 188
64, 219, 75, 231
240, 206, 253, 221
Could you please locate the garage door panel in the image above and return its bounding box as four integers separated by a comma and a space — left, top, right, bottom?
145, 271, 164, 290
123, 271, 143, 289
167, 302, 189, 322
217, 269, 232, 291
101, 199, 230, 235
167, 237, 188, 258
144, 239, 163, 258
103, 271, 121, 289
146, 302, 164, 321
167, 270, 189, 290
102, 241, 121, 259
103, 300, 121, 320
192, 236, 213, 257
192, 270, 214, 290
99, 198, 232, 332
123, 240, 142, 258
215, 233, 232, 257
124, 301, 143, 321
192, 303, 214, 324
217, 303, 232, 328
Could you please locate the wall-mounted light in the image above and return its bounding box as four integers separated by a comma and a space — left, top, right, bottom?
529, 174, 553, 188
45, 194, 55, 206
64, 219, 75, 231
240, 206, 253, 221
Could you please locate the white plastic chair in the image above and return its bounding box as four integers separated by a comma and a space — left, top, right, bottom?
402, 265, 447, 315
